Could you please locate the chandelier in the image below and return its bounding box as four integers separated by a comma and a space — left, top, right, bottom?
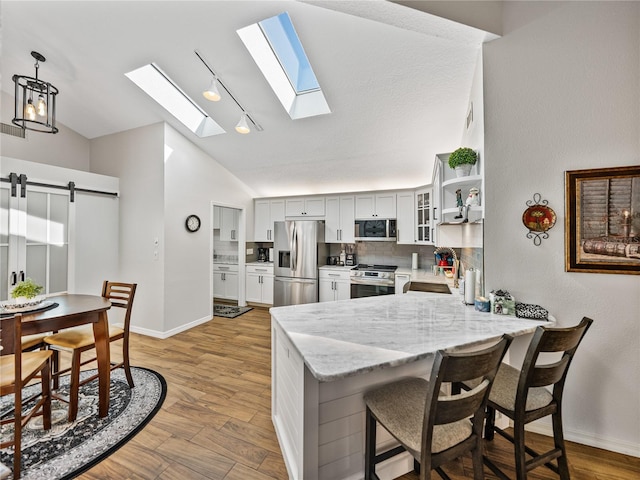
12, 51, 59, 134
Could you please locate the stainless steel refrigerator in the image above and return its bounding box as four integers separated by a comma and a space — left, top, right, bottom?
274, 220, 328, 306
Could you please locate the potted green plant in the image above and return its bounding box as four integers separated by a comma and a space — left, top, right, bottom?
11, 278, 44, 303
448, 147, 477, 177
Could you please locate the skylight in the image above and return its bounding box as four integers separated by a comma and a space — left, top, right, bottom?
237, 12, 330, 120
125, 63, 225, 137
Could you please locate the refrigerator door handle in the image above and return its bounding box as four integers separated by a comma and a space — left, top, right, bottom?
291, 224, 298, 272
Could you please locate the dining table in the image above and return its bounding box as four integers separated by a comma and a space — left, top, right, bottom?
19, 294, 112, 418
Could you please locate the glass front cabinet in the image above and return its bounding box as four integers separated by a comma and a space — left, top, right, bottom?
416, 187, 432, 244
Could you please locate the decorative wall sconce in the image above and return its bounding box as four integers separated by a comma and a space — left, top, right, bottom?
12, 51, 59, 134
522, 193, 556, 246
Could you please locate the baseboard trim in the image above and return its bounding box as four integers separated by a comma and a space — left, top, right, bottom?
525, 423, 640, 458
129, 315, 212, 339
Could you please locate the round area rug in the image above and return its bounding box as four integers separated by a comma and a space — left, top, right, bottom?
0, 367, 166, 480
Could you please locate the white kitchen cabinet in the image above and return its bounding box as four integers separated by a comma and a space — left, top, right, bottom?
396, 188, 434, 245
213, 264, 238, 300
285, 196, 325, 217
246, 264, 274, 304
213, 205, 221, 229
396, 191, 415, 244
319, 268, 351, 302
254, 199, 285, 242
219, 207, 239, 241
415, 187, 433, 244
325, 195, 355, 243
355, 192, 396, 219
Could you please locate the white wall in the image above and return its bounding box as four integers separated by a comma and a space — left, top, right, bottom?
90, 123, 166, 335
162, 124, 255, 332
0, 91, 91, 171
89, 122, 255, 337
484, 1, 640, 455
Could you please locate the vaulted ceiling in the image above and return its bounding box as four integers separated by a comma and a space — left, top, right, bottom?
1, 1, 495, 197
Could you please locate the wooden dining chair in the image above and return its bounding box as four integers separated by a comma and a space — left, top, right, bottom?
0, 314, 53, 479
364, 335, 513, 480
44, 281, 137, 421
464, 317, 593, 480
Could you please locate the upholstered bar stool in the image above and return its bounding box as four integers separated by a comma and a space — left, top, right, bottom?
466, 317, 593, 480
364, 335, 512, 480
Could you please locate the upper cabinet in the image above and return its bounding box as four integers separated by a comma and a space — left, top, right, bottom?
325, 195, 355, 243
397, 187, 434, 245
254, 199, 285, 242
219, 207, 239, 241
355, 192, 396, 219
396, 191, 415, 244
285, 196, 325, 217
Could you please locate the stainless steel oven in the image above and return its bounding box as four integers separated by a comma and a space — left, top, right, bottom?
350, 264, 397, 298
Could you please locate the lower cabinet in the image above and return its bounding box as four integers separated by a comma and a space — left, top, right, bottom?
246, 264, 274, 304
213, 264, 238, 300
319, 268, 351, 302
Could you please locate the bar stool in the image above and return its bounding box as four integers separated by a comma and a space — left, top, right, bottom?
364, 335, 512, 480
467, 317, 593, 479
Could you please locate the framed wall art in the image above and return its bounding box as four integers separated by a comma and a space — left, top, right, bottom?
565, 165, 640, 274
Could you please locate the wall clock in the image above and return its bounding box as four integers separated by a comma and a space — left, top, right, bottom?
185, 214, 201, 233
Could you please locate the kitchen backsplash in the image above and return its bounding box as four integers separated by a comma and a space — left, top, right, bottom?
213, 231, 238, 263
460, 246, 484, 296
330, 242, 443, 270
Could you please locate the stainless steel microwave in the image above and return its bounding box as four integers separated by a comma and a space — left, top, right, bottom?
354, 219, 397, 241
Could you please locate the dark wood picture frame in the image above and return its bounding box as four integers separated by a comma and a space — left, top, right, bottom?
565, 165, 640, 274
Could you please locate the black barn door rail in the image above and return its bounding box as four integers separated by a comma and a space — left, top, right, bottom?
2, 172, 118, 202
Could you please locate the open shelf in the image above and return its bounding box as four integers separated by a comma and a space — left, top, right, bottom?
442, 174, 482, 189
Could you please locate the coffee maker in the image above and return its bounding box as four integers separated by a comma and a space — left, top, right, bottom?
257, 248, 268, 262
345, 244, 356, 266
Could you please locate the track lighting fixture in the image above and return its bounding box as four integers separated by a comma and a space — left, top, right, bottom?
195, 50, 263, 134
235, 113, 250, 134
203, 77, 221, 102
12, 51, 59, 134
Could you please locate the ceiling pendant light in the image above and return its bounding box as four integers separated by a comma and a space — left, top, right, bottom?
12, 51, 59, 134
36, 93, 47, 116
235, 113, 250, 134
203, 77, 221, 102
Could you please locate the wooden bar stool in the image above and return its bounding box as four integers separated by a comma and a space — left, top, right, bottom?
364, 335, 512, 480
464, 317, 593, 480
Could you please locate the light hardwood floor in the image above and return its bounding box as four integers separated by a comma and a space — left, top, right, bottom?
71, 306, 638, 480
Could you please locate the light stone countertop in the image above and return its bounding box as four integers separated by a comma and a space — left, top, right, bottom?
396, 267, 453, 285
318, 265, 354, 271
270, 293, 554, 382
246, 261, 274, 266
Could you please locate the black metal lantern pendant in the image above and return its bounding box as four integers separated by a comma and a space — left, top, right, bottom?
12, 51, 59, 134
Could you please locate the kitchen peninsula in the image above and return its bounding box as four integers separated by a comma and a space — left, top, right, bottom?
270, 292, 554, 480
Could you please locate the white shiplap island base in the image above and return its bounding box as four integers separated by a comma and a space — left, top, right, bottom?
270, 292, 554, 480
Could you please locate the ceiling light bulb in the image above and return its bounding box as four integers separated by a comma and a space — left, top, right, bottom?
235, 114, 250, 134
37, 94, 47, 116
25, 99, 37, 121
203, 78, 221, 102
